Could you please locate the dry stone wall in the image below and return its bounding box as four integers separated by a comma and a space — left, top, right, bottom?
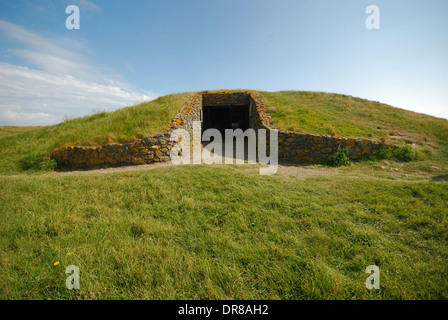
51, 91, 391, 169
202, 91, 251, 106
51, 94, 202, 169
248, 92, 392, 163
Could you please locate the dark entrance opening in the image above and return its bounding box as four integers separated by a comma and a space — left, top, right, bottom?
201, 100, 253, 162
202, 105, 249, 137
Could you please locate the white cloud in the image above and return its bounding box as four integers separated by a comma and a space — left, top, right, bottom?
0, 20, 158, 126
0, 107, 60, 127
0, 20, 81, 62
0, 63, 156, 125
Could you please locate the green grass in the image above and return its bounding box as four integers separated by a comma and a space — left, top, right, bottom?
1, 163, 447, 299
259, 91, 448, 147
0, 93, 192, 174
1, 90, 447, 299
0, 126, 43, 139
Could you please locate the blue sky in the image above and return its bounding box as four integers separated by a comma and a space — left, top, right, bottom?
0, 0, 447, 125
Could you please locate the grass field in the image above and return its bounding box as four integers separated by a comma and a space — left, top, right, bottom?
0, 126, 44, 139
0, 90, 447, 299
1, 161, 447, 299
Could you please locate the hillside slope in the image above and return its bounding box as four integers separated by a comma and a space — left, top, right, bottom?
0, 90, 447, 174
262, 91, 448, 147
0, 93, 192, 174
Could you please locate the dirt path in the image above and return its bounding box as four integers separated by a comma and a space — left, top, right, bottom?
47, 141, 447, 182
50, 141, 254, 175
49, 160, 175, 175
49, 158, 340, 180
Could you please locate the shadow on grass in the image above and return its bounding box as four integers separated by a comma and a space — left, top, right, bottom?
432, 175, 448, 182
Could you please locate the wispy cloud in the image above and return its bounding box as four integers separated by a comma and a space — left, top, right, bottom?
0, 20, 80, 60
0, 19, 102, 81
0, 20, 157, 126
0, 63, 154, 125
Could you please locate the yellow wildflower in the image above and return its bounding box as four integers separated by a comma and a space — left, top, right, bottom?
53, 261, 60, 266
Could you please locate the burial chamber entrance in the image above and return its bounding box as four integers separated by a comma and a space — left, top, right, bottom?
50, 90, 392, 169
200, 92, 253, 161
201, 105, 249, 136
201, 92, 251, 139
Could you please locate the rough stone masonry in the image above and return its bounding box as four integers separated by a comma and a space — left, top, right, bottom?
51, 91, 391, 169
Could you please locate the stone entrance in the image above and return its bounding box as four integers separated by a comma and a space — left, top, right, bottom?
200, 92, 254, 162
51, 91, 392, 169
202, 105, 249, 136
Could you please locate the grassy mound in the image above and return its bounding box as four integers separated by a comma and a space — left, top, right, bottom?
0, 90, 447, 174
1, 90, 447, 300
0, 93, 192, 174
261, 91, 448, 147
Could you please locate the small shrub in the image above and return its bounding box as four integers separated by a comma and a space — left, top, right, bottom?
367, 148, 393, 162
413, 147, 432, 161
361, 145, 429, 163
324, 146, 351, 167
20, 153, 57, 171
392, 145, 418, 162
